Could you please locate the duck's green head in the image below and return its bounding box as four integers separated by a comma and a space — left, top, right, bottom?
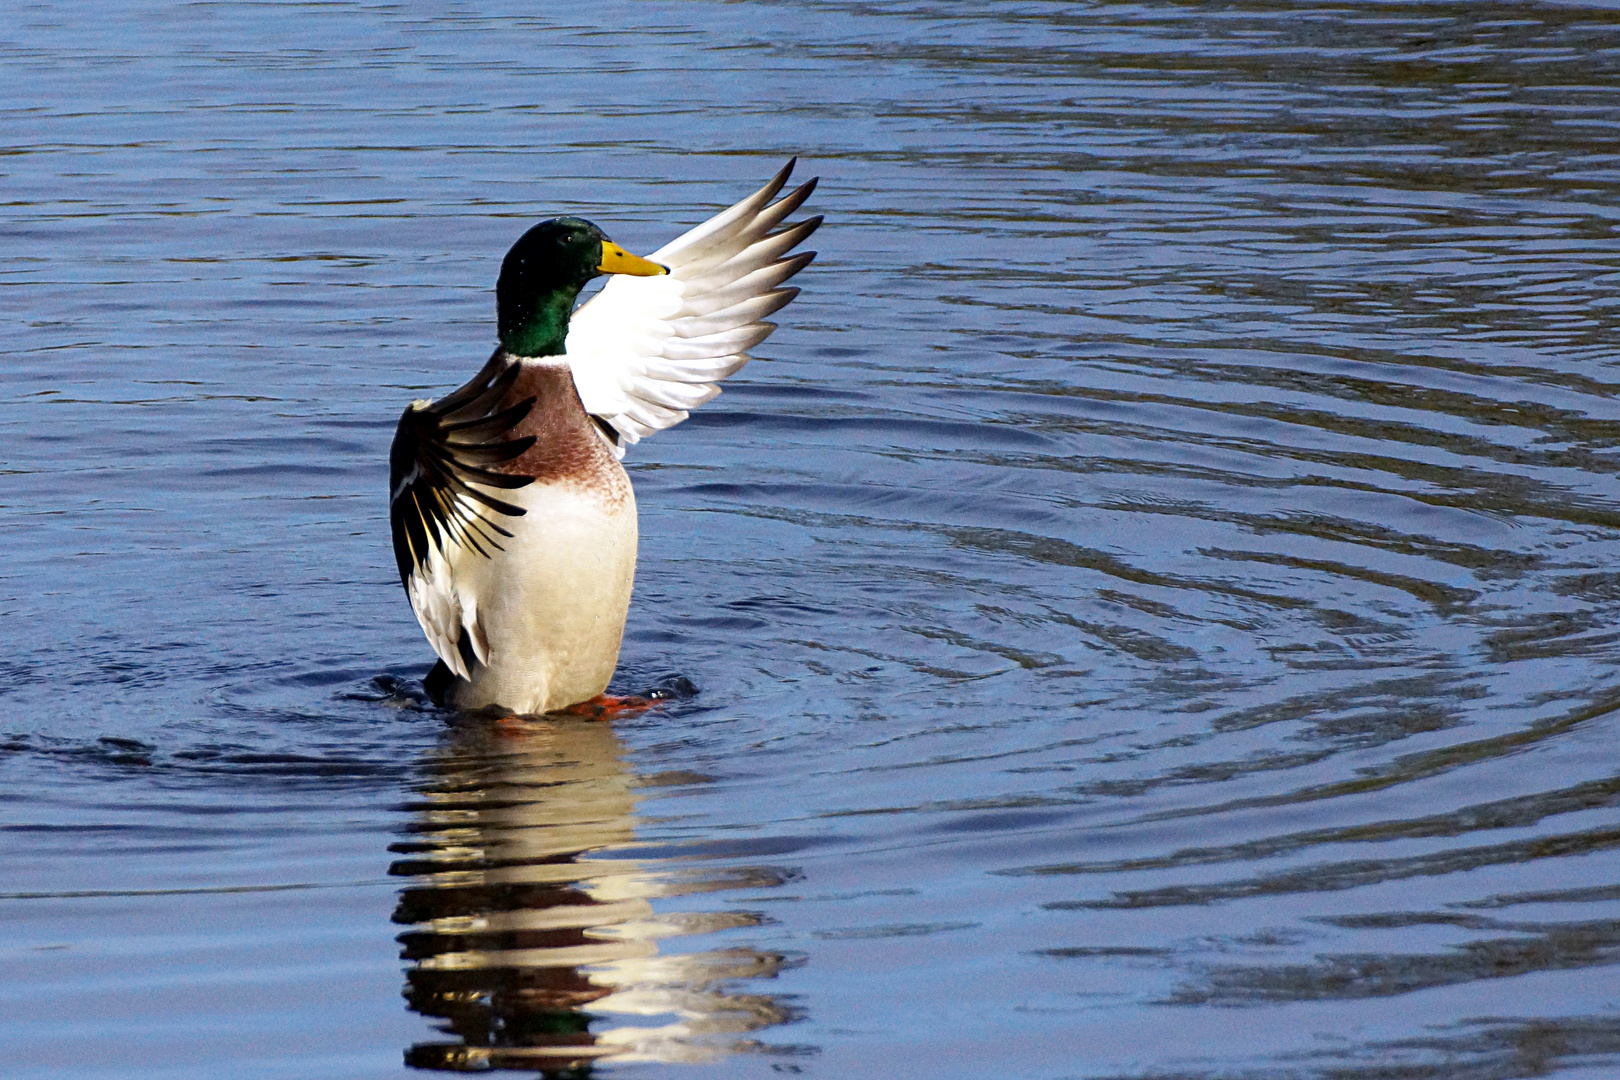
496, 216, 667, 357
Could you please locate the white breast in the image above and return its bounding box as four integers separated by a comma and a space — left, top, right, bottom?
445, 472, 638, 714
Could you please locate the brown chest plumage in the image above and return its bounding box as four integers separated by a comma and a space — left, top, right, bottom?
492, 356, 631, 508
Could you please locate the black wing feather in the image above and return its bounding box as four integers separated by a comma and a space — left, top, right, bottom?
389, 354, 536, 588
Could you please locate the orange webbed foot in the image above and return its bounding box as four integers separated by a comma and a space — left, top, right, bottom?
559, 694, 657, 721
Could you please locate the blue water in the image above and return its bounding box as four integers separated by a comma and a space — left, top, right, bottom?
6, 2, 1620, 1077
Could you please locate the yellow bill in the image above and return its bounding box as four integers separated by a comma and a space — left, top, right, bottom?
598, 241, 668, 276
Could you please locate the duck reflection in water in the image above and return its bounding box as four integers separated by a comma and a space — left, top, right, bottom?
389, 715, 797, 1074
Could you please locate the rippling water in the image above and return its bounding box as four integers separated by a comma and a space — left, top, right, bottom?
6, 2, 1620, 1077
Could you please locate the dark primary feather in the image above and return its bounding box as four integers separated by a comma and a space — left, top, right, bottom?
389, 354, 537, 588
588, 413, 621, 448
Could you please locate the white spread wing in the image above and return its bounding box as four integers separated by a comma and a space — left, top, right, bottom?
565, 160, 821, 455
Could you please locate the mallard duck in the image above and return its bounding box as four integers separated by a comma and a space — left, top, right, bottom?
389, 161, 820, 715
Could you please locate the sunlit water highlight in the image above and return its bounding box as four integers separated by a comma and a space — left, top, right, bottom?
5, 2, 1620, 1077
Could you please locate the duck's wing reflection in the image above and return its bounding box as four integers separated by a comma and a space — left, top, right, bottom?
391, 716, 796, 1073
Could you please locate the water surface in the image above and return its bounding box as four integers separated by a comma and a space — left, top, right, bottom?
6, 2, 1620, 1077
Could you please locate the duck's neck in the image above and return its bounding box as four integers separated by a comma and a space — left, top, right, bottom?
498, 282, 583, 358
